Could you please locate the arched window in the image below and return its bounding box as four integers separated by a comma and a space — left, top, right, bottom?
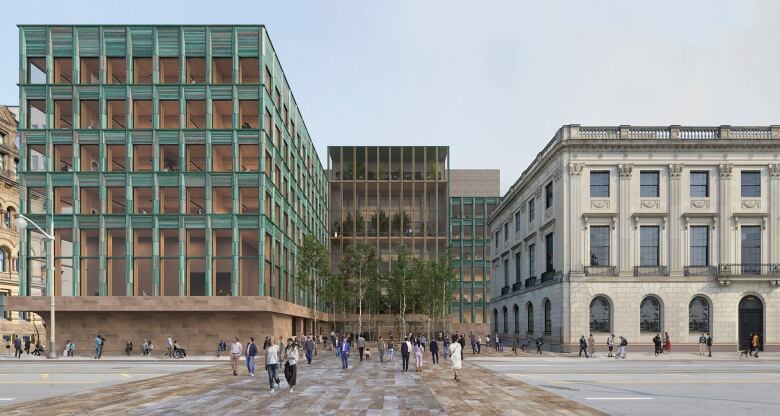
513, 304, 520, 334
544, 299, 552, 334
502, 306, 508, 333
689, 296, 710, 333
640, 296, 661, 332
527, 302, 534, 334
2, 210, 10, 229
5, 207, 15, 230
0, 247, 7, 272
590, 296, 611, 332
493, 309, 499, 334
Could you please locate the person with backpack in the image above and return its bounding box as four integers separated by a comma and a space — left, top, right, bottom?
535, 336, 544, 355
266, 335, 281, 394
618, 335, 628, 359
607, 334, 615, 358
578, 335, 589, 358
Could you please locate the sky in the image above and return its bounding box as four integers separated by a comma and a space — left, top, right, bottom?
2, 0, 779, 193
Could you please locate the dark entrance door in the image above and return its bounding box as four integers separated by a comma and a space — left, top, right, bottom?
738, 295, 763, 350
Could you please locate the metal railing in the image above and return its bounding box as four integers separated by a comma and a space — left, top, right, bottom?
684, 265, 717, 277
541, 270, 561, 282
500, 286, 510, 295
717, 264, 780, 276
525, 277, 537, 288
633, 265, 669, 276
512, 282, 523, 292
584, 265, 618, 276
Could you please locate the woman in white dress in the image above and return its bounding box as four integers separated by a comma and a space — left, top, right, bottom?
448, 334, 462, 382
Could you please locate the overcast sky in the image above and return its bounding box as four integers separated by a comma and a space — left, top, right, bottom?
2, 0, 778, 193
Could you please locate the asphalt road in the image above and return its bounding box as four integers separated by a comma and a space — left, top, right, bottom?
0, 360, 212, 407
476, 356, 780, 416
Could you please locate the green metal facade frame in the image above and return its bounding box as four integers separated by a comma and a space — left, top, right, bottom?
17, 25, 328, 305
449, 196, 500, 323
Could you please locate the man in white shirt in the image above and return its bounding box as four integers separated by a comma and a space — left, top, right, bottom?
266, 337, 281, 393
230, 337, 243, 376
167, 336, 174, 358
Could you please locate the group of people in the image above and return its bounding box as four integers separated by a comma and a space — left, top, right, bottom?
229, 335, 306, 394
5, 334, 34, 358
652, 332, 673, 356
62, 339, 76, 356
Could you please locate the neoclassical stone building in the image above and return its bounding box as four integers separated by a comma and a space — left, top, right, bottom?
489, 124, 780, 352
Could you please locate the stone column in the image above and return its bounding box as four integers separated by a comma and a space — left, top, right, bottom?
769, 163, 780, 263
718, 163, 733, 263
618, 164, 633, 276
669, 164, 683, 276
568, 162, 584, 274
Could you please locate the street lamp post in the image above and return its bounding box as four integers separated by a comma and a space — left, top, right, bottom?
16, 213, 57, 359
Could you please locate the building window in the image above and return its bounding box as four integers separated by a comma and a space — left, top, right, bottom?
545, 182, 553, 208
545, 233, 554, 273
133, 58, 152, 84
503, 258, 510, 287
107, 58, 126, 84
741, 226, 761, 273
186, 58, 206, 84
159, 57, 180, 84
589, 296, 611, 332
107, 100, 126, 128
239, 58, 260, 83
690, 171, 709, 197
0, 247, 8, 272
515, 252, 522, 283
212, 100, 232, 129
513, 305, 520, 334
80, 58, 100, 84
494, 231, 499, 248
640, 296, 661, 333
590, 171, 610, 197
515, 211, 521, 233
54, 58, 72, 84
28, 57, 46, 83
27, 100, 46, 129
212, 58, 232, 84
159, 101, 180, 129
689, 296, 710, 333
690, 226, 709, 266
493, 309, 498, 334
543, 299, 551, 334
640, 171, 660, 197
502, 307, 508, 334
528, 244, 536, 278
639, 226, 660, 266
526, 303, 534, 334
528, 198, 535, 222
589, 226, 610, 266
133, 101, 152, 128
503, 222, 508, 240
741, 171, 761, 197
54, 100, 73, 128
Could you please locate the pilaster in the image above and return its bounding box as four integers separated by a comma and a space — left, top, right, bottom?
618, 164, 633, 276
769, 163, 780, 263
718, 163, 733, 263
669, 164, 683, 276
568, 162, 584, 273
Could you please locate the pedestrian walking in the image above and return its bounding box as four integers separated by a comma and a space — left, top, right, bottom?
246, 337, 257, 376
330, 331, 336, 352
430, 338, 439, 364
229, 337, 242, 376
494, 334, 499, 352
24, 337, 31, 355
304, 336, 315, 364
443, 336, 449, 359
698, 333, 707, 355
94, 334, 105, 359
535, 336, 543, 355
387, 335, 395, 363
751, 332, 760, 358
266, 336, 281, 394
378, 337, 385, 363
617, 336, 628, 359
578, 335, 589, 358
706, 332, 713, 357
401, 337, 411, 372
167, 335, 174, 358
477, 336, 482, 354
414, 341, 423, 372
587, 334, 595, 356
653, 333, 662, 356
458, 334, 466, 361
284, 338, 299, 392
607, 334, 615, 358
512, 333, 520, 355
471, 335, 478, 355
4, 337, 10, 356
340, 336, 351, 369
419, 334, 427, 351
13, 335, 22, 359
664, 332, 671, 353
449, 334, 462, 382
217, 339, 227, 357
357, 334, 366, 361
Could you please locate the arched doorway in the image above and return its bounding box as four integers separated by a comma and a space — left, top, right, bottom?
738, 295, 763, 350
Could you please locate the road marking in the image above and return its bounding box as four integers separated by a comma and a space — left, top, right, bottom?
550, 380, 780, 384
0, 398, 15, 401
120, 373, 133, 379
586, 397, 654, 400
0, 381, 98, 385
40, 373, 49, 380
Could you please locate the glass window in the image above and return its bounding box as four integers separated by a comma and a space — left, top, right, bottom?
212, 58, 232, 84
689, 296, 710, 333
590, 171, 610, 197
690, 226, 709, 266
528, 244, 536, 278
133, 58, 152, 84
239, 58, 259, 83
160, 187, 179, 213
690, 171, 709, 197
741, 171, 761, 197
514, 252, 522, 283
27, 100, 46, 129
186, 58, 206, 83
239, 100, 259, 128
159, 57, 180, 84
212, 100, 232, 129
107, 58, 126, 84
545, 233, 554, 273
503, 259, 509, 287
28, 145, 47, 171
640, 226, 660, 266
159, 100, 179, 128
80, 100, 99, 129
545, 182, 553, 209
544, 299, 551, 334
528, 198, 535, 222
640, 171, 660, 197
515, 211, 522, 233
503, 222, 508, 240
741, 226, 761, 274
186, 100, 206, 128
54, 100, 73, 129
513, 305, 520, 334
54, 58, 72, 84
28, 58, 46, 83
590, 296, 610, 332
107, 100, 126, 128
640, 297, 661, 332
589, 226, 610, 266
526, 303, 534, 334
80, 58, 99, 84
133, 101, 152, 128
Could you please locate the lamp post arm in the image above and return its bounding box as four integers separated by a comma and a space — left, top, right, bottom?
16, 214, 54, 240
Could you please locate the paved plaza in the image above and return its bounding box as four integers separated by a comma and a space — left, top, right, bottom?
0, 350, 603, 415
